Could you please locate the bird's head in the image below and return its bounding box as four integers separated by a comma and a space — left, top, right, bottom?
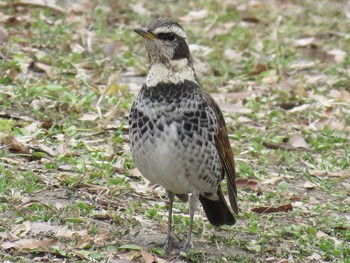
134, 18, 192, 67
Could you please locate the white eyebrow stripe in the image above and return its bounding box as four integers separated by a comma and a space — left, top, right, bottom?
153, 26, 187, 39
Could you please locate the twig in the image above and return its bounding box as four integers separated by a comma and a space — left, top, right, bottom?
263, 141, 312, 152
3, 0, 66, 13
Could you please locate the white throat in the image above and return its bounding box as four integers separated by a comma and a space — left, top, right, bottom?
145, 58, 197, 87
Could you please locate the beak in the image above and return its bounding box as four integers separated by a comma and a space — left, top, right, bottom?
134, 28, 156, 40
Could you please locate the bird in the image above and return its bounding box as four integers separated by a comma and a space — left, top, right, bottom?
129, 18, 238, 251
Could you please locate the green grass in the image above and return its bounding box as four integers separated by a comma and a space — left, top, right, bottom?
0, 0, 349, 262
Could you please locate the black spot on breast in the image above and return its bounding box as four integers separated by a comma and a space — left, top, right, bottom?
148, 121, 154, 130
184, 122, 191, 132
141, 126, 148, 136
138, 115, 149, 128
188, 117, 198, 125
184, 111, 194, 118
157, 122, 164, 132
166, 119, 172, 126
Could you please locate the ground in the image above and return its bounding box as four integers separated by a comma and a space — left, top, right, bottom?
0, 0, 350, 262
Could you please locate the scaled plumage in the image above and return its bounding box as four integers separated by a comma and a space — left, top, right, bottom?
129, 18, 238, 251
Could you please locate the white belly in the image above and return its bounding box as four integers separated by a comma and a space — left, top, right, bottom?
132, 123, 193, 194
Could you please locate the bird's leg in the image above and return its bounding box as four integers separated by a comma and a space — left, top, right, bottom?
183, 191, 199, 251
164, 191, 175, 250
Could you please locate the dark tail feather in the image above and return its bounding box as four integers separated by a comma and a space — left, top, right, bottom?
199, 186, 236, 226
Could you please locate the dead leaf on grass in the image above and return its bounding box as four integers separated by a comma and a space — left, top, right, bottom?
130, 3, 150, 16
250, 63, 268, 76
7, 0, 66, 13
288, 60, 316, 70
251, 203, 293, 214
307, 252, 322, 261
224, 48, 239, 60
0, 26, 9, 43
327, 49, 346, 63
2, 135, 31, 155
30, 222, 61, 235
316, 230, 341, 245
294, 37, 315, 47
241, 15, 260, 24
263, 141, 311, 152
309, 169, 350, 178
104, 42, 122, 57
56, 225, 88, 238
300, 45, 334, 63
79, 112, 99, 121
304, 181, 317, 189
261, 176, 285, 185
288, 134, 310, 149
180, 10, 208, 21
220, 100, 253, 114
312, 118, 346, 132
0, 231, 20, 242
329, 89, 350, 102
262, 75, 279, 84
1, 238, 59, 251
236, 178, 259, 190
33, 62, 58, 79
287, 104, 311, 113
76, 236, 94, 249
141, 250, 156, 263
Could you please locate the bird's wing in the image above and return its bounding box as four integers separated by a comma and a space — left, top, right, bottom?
202, 92, 238, 214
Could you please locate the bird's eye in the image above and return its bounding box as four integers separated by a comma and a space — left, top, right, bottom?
157, 32, 176, 41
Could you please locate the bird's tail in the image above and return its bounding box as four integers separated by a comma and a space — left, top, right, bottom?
199, 186, 236, 226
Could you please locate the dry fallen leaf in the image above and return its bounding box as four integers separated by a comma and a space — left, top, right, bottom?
104, 42, 122, 57
7, 0, 66, 13
130, 3, 150, 16
0, 26, 9, 43
251, 203, 293, 214
304, 181, 317, 189
2, 135, 31, 155
300, 45, 334, 62
250, 63, 268, 76
79, 113, 99, 121
180, 10, 208, 22
224, 49, 239, 60
263, 141, 311, 152
1, 238, 59, 251
30, 222, 61, 235
288, 134, 310, 149
141, 250, 156, 263
312, 118, 346, 132
55, 225, 88, 238
241, 16, 260, 24
288, 60, 316, 70
262, 76, 279, 84
11, 221, 31, 237
294, 37, 315, 47
220, 100, 253, 114
307, 252, 322, 261
261, 176, 285, 185
236, 178, 259, 190
327, 49, 346, 63
309, 169, 350, 178
76, 236, 94, 249
34, 62, 58, 79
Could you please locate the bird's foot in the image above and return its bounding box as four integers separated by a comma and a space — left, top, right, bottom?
181, 239, 192, 253
163, 235, 176, 251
